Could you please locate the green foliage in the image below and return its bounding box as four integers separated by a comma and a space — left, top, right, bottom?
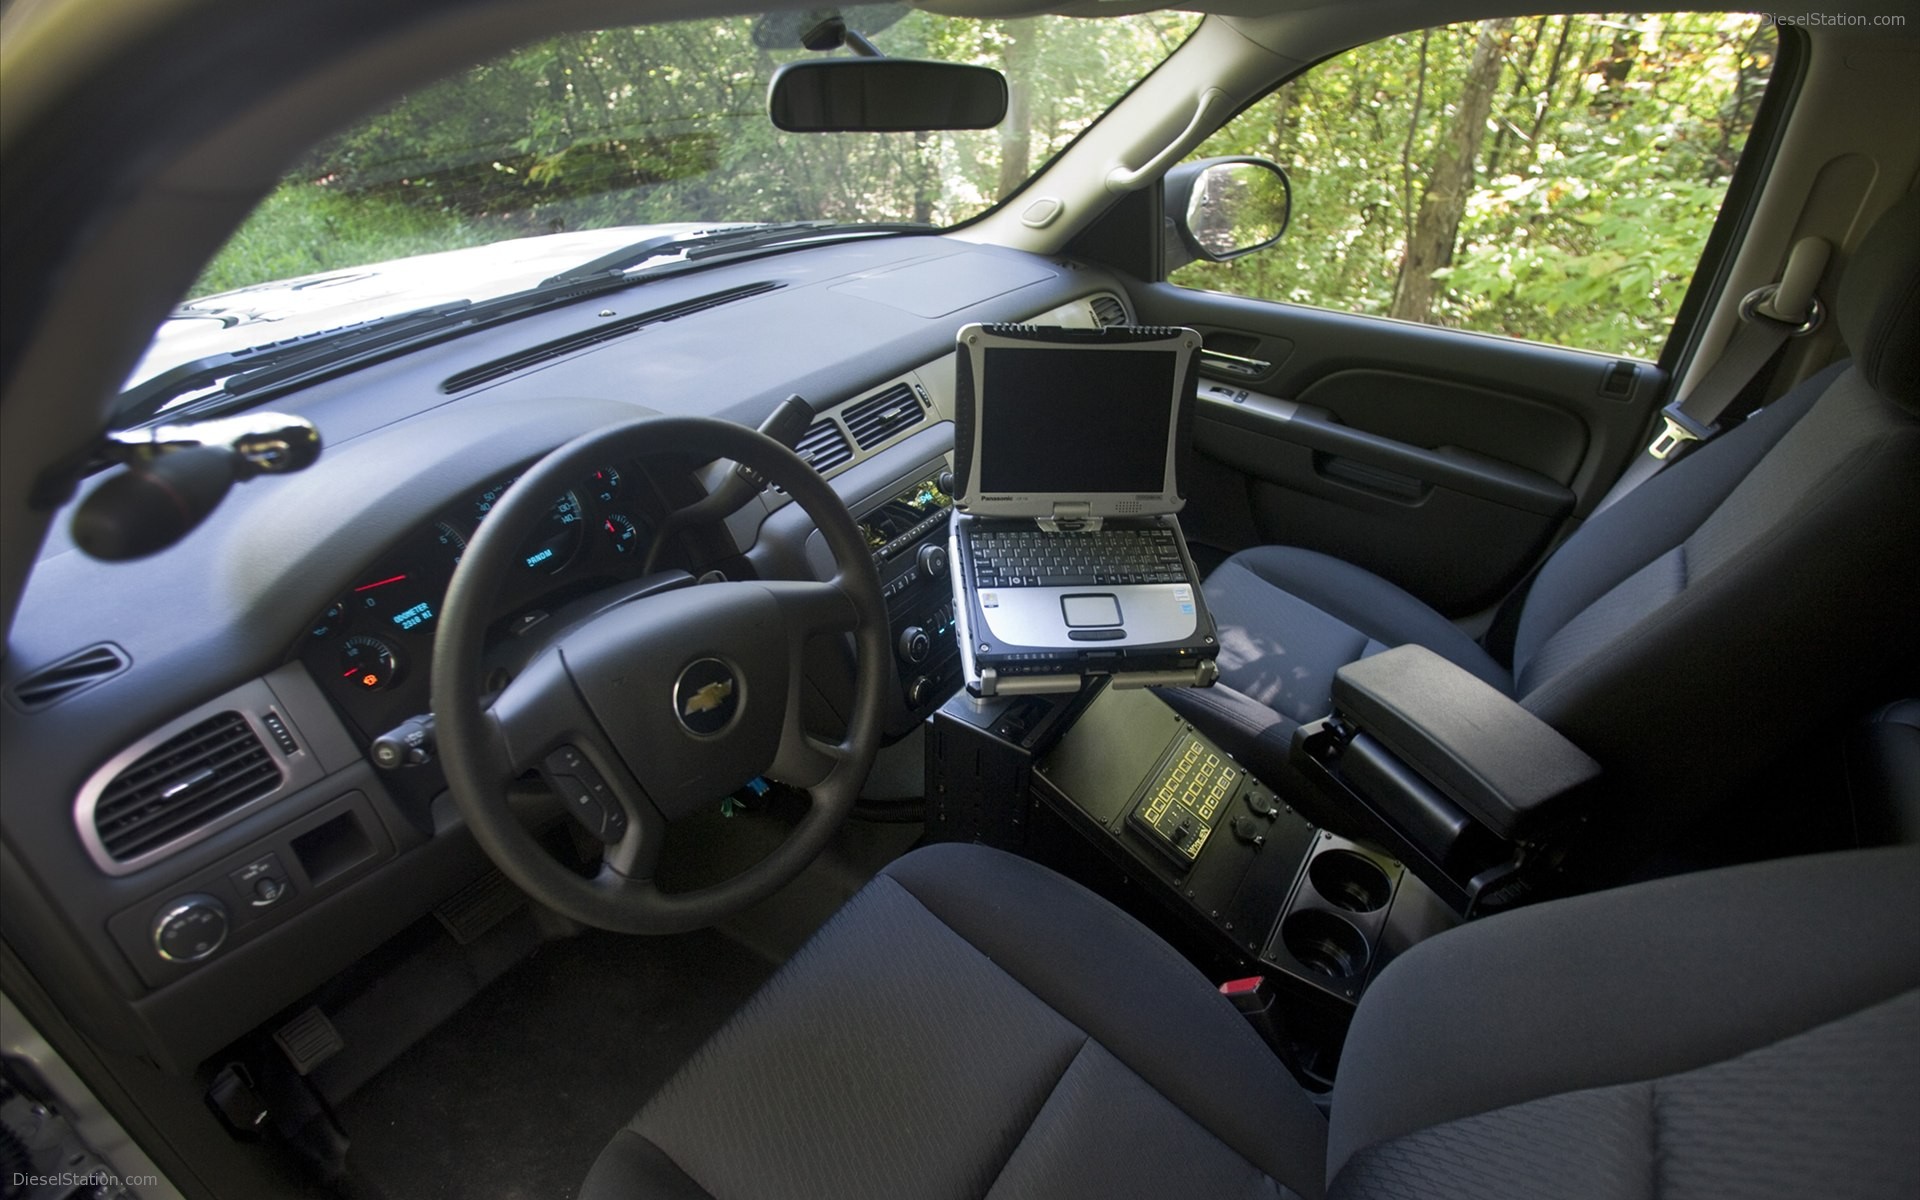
1173, 14, 1775, 360
189, 183, 483, 297
191, 11, 1198, 298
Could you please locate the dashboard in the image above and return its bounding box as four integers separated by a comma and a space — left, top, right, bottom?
0, 232, 1132, 1072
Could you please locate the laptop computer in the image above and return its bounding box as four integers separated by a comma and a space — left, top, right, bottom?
947, 322, 1221, 696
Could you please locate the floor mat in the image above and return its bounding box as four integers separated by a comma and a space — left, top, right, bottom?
338, 927, 773, 1200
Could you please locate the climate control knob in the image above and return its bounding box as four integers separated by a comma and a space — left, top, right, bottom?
917, 543, 949, 578
906, 676, 934, 707
898, 626, 931, 664
152, 894, 230, 963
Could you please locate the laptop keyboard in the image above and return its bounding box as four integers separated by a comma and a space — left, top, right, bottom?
966, 526, 1187, 587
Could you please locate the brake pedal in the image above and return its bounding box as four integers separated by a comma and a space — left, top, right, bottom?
274, 1007, 344, 1076
434, 867, 527, 945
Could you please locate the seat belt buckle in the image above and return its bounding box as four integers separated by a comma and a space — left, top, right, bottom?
1648, 404, 1713, 460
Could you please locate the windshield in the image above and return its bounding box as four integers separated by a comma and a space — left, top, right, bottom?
125, 9, 1197, 393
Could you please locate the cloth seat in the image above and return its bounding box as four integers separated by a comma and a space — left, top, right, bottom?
1846, 698, 1920, 847
581, 841, 1920, 1199
1166, 193, 1920, 847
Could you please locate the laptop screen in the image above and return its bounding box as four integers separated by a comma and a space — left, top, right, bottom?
978, 345, 1176, 495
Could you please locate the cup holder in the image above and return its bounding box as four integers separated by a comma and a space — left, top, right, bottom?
1308, 849, 1392, 914
1280, 910, 1370, 979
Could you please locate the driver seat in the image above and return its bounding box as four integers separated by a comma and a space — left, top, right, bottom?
581, 842, 1919, 1199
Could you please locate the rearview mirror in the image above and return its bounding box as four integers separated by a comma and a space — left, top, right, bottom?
769, 59, 1008, 133
1164, 157, 1292, 272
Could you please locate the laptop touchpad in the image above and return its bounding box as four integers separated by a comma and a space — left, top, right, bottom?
1062, 594, 1122, 627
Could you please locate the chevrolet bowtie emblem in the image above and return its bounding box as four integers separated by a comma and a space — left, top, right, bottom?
683, 679, 734, 717
674, 657, 740, 737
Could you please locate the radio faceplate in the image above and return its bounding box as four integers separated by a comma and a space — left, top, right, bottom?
860, 476, 961, 715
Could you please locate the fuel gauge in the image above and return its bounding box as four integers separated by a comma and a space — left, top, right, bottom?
339, 636, 401, 692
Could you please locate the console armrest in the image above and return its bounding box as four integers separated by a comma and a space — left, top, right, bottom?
1332, 645, 1598, 841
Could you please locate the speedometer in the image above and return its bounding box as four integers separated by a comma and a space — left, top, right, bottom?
470, 477, 585, 574
521, 490, 584, 574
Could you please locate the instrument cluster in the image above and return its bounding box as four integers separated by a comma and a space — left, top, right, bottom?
299, 461, 663, 739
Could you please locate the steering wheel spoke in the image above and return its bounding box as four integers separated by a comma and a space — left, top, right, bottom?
772, 727, 850, 789
763, 577, 860, 638
486, 648, 662, 868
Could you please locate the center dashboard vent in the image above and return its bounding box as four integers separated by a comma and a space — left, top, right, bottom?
793, 419, 854, 475
92, 712, 282, 864
1089, 294, 1128, 328
841, 383, 926, 450
441, 281, 784, 393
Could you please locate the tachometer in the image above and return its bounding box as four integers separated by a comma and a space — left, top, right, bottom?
433, 520, 468, 566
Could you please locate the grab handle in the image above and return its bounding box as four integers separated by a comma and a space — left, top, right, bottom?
1106, 88, 1231, 194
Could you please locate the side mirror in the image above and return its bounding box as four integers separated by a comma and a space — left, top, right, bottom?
1164, 157, 1292, 273
769, 59, 1008, 133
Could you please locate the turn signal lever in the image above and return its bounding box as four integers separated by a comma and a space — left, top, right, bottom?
642, 394, 814, 573
71, 413, 322, 561
370, 713, 437, 770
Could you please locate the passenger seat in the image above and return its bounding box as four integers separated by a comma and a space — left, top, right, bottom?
1164, 192, 1920, 865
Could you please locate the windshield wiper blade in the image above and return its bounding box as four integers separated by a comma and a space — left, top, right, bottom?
542, 223, 811, 285
541, 221, 925, 287
113, 300, 476, 428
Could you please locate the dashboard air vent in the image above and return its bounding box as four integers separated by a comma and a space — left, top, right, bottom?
94, 712, 281, 863
793, 419, 854, 475
7, 644, 131, 712
441, 281, 783, 392
1089, 294, 1128, 328
841, 384, 925, 450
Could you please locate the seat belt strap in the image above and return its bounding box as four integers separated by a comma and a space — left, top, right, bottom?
1646, 236, 1831, 460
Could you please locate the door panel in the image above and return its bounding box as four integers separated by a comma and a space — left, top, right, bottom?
1138, 285, 1668, 616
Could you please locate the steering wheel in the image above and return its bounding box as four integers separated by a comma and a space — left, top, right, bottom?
432, 416, 890, 934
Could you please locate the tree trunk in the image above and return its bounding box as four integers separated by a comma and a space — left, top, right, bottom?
1389, 18, 1513, 324
1486, 16, 1548, 176
1267, 80, 1297, 159
996, 21, 1037, 201
1524, 16, 1577, 154
912, 132, 939, 224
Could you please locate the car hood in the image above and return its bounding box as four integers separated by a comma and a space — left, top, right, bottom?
122, 222, 750, 390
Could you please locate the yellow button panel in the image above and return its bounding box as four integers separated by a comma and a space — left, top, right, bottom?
1130, 736, 1241, 865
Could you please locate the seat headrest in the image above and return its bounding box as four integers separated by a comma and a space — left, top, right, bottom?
1838, 192, 1920, 411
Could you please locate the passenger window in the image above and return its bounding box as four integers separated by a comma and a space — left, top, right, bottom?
1170, 14, 1778, 360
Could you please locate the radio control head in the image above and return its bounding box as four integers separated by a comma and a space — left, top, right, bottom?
917, 543, 949, 577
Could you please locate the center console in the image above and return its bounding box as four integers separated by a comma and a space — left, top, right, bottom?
925, 682, 1455, 1086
